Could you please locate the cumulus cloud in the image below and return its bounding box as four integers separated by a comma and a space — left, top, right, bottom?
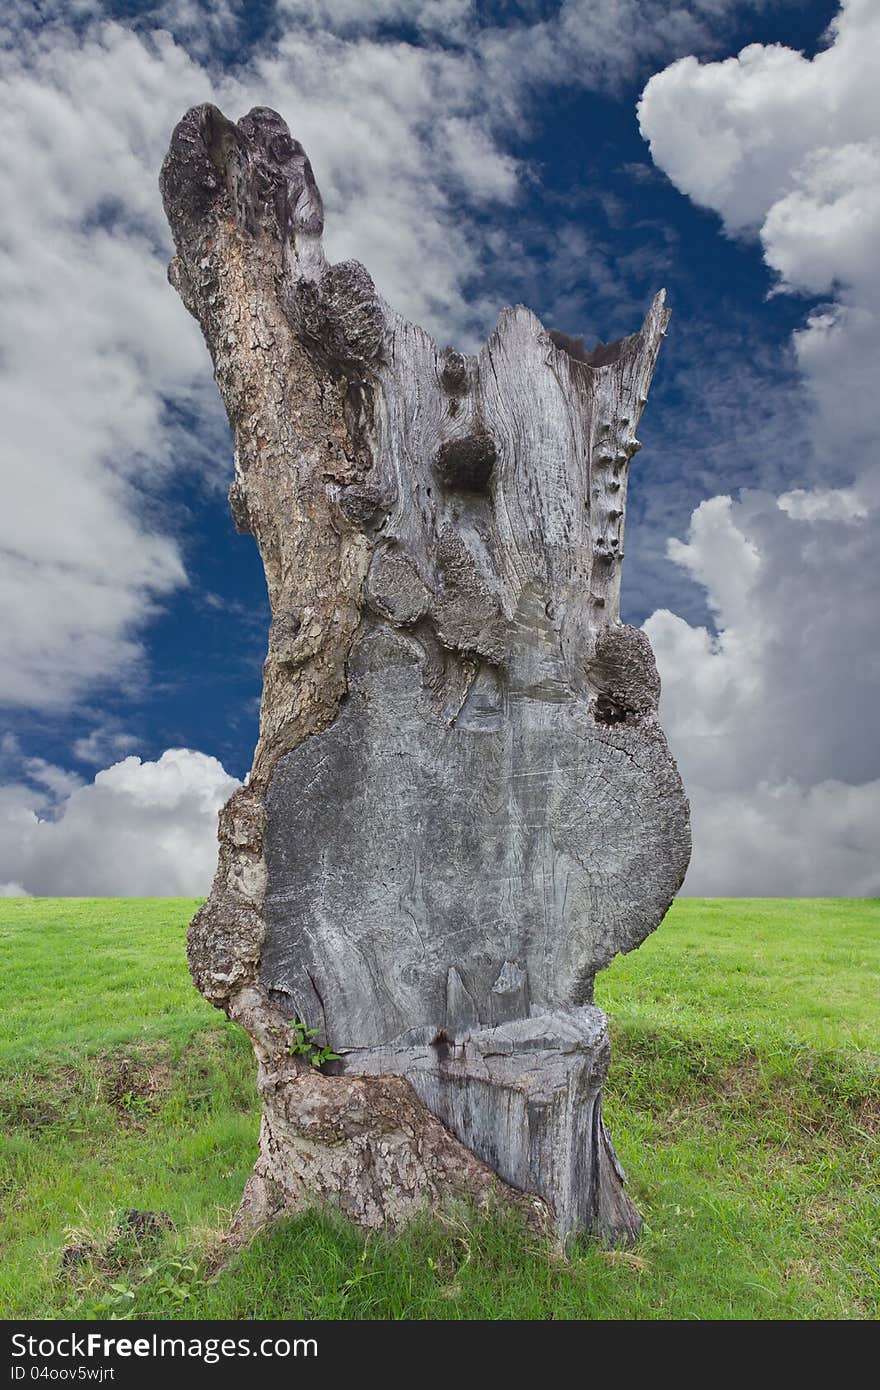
0, 749, 239, 896
638, 0, 879, 230
0, 21, 217, 710
646, 488, 880, 893
639, 0, 880, 469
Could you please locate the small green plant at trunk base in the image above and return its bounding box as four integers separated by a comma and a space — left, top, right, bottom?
288, 1020, 341, 1069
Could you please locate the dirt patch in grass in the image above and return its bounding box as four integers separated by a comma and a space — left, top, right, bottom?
0, 1046, 173, 1134
60, 1209, 178, 1288
3, 1094, 64, 1133
94, 1054, 172, 1126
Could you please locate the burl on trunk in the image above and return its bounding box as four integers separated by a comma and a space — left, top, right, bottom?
160, 104, 690, 1245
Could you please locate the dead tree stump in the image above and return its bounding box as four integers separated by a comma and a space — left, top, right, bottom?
160, 104, 691, 1246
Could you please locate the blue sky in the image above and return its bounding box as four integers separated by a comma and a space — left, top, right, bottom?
1, 0, 877, 895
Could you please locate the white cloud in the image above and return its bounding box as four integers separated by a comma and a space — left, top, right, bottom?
665, 495, 760, 629
647, 486, 880, 788
0, 748, 239, 896
761, 140, 880, 298
777, 486, 868, 523
646, 486, 880, 892
276, 0, 474, 41
0, 21, 218, 710
638, 0, 880, 232
21, 758, 84, 801
638, 0, 880, 468
72, 727, 141, 765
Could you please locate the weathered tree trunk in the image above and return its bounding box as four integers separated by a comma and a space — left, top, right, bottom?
160, 105, 690, 1246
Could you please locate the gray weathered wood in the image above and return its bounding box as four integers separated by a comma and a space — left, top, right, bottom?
160, 103, 690, 1245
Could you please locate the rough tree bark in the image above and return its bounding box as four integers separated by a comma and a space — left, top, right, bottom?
160, 104, 691, 1246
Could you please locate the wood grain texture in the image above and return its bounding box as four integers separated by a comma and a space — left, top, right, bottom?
160, 103, 690, 1244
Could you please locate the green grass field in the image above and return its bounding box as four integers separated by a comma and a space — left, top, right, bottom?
1, 897, 877, 1320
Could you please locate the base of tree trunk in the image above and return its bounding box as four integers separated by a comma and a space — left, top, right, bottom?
229, 1065, 544, 1242
222, 981, 639, 1248
227, 1047, 639, 1249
